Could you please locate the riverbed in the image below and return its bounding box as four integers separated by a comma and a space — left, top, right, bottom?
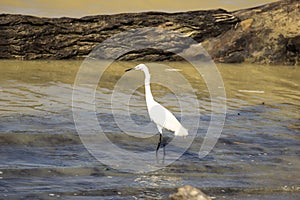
0, 60, 299, 199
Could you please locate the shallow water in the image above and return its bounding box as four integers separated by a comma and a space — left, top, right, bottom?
0, 60, 299, 199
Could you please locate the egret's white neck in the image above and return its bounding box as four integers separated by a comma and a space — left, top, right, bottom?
142, 67, 154, 103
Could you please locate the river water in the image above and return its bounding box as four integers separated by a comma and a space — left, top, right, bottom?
0, 60, 299, 199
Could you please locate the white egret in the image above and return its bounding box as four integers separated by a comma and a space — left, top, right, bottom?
125, 64, 188, 156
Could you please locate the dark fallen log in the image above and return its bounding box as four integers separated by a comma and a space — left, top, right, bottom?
0, 9, 238, 61
0, 0, 299, 65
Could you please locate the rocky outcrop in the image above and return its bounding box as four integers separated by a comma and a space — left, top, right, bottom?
202, 0, 300, 65
0, 0, 299, 65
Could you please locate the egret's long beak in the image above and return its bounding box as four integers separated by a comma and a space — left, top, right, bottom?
125, 68, 134, 72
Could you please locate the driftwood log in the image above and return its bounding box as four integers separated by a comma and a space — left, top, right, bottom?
0, 0, 299, 65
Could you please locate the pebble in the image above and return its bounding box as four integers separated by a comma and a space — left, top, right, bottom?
170, 185, 212, 200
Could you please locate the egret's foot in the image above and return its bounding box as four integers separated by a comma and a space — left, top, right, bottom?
156, 146, 165, 164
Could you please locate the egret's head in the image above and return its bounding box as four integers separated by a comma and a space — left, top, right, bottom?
125, 64, 147, 72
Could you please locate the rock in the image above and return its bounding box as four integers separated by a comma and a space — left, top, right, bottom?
0, 0, 299, 65
170, 185, 212, 200
202, 0, 299, 65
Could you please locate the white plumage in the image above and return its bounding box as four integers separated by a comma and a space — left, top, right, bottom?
147, 101, 188, 136
125, 64, 188, 137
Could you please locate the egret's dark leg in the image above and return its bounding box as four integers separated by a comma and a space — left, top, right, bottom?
156, 133, 162, 162
156, 133, 162, 152
162, 145, 165, 164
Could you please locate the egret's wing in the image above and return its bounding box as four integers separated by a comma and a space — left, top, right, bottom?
163, 108, 188, 136
149, 103, 188, 136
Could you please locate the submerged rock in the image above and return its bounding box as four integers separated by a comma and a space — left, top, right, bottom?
0, 0, 298, 65
170, 185, 212, 200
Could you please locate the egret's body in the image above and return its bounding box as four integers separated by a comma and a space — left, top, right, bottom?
125, 64, 188, 155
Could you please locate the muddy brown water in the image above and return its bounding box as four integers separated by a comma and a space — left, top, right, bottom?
0, 60, 299, 199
